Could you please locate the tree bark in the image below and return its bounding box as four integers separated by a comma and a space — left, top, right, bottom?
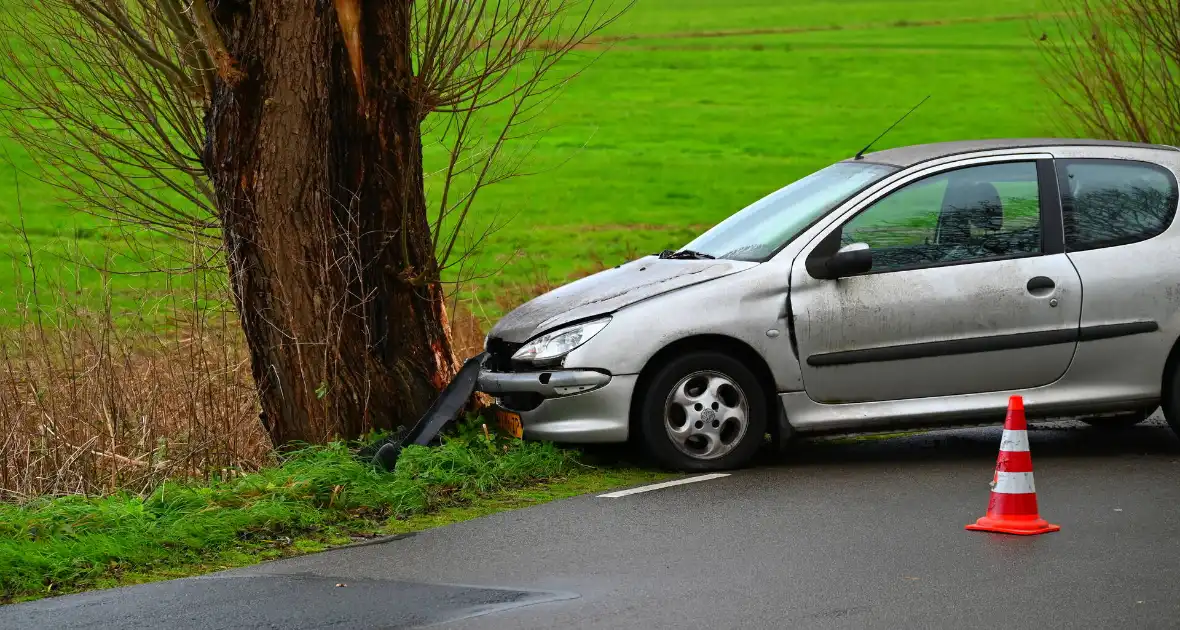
203, 0, 456, 444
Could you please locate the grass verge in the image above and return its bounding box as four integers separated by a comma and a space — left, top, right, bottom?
0, 424, 671, 604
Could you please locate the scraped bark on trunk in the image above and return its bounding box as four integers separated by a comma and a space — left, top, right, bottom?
205, 1, 455, 444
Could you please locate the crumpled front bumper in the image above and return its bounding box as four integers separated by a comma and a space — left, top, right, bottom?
476, 367, 635, 443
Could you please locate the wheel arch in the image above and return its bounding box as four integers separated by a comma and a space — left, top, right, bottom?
628, 334, 786, 444
1161, 333, 1180, 412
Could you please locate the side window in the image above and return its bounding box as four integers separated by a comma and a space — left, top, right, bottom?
1058, 159, 1178, 252
840, 161, 1042, 273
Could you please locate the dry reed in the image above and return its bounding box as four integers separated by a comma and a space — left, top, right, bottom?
0, 245, 619, 499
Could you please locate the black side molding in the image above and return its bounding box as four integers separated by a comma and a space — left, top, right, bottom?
1077, 321, 1159, 341
807, 321, 1159, 367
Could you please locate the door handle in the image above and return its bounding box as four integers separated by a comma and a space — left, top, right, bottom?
1026, 276, 1055, 293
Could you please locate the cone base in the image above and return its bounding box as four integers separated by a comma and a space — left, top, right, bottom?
966, 515, 1060, 536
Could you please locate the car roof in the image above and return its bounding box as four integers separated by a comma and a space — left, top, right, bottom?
846, 138, 1180, 168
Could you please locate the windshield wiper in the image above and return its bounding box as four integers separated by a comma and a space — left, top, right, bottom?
658, 248, 716, 260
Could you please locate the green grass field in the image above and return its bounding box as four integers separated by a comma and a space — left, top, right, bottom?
0, 0, 1069, 320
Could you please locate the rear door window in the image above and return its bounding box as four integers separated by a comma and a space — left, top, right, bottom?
1057, 159, 1179, 251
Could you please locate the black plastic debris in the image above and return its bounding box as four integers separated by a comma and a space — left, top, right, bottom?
370, 351, 489, 472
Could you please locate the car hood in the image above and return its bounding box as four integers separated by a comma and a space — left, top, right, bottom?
488, 256, 758, 343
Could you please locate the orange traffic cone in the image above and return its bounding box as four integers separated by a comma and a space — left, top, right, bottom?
966, 395, 1060, 535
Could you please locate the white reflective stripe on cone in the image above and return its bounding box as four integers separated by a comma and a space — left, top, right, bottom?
993, 471, 1036, 495
999, 429, 1030, 453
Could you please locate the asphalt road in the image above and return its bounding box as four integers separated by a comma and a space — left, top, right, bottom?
4, 417, 1180, 630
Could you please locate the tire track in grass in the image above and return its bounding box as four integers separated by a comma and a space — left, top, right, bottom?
590, 41, 1039, 54
553, 11, 1066, 50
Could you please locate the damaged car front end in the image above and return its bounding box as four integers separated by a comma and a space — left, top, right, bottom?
478, 255, 758, 443
481, 320, 628, 443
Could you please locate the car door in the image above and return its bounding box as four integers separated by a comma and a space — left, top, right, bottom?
788, 156, 1082, 404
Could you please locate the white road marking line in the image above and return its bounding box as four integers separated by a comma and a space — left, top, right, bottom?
597, 473, 731, 498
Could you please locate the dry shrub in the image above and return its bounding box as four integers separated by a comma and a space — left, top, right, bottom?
0, 296, 509, 499
0, 241, 629, 499
448, 303, 490, 360
0, 281, 525, 499
0, 298, 268, 499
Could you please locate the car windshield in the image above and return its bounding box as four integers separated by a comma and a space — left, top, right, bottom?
678, 161, 899, 261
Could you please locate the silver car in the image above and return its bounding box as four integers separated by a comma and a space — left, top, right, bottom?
477, 138, 1180, 470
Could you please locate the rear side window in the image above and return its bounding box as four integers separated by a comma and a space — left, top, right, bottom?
1057, 159, 1179, 251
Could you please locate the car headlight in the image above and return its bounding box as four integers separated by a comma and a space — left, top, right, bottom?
512, 318, 611, 363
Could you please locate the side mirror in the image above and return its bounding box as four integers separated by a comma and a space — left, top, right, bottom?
814, 242, 872, 279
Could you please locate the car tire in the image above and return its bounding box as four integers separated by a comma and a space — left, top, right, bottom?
1164, 366, 1180, 438
1080, 407, 1155, 429
637, 350, 768, 472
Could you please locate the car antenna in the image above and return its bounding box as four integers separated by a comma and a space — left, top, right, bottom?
854, 95, 931, 160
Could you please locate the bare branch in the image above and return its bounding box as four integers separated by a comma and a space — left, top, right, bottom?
416, 0, 634, 278
1036, 0, 1180, 145
0, 0, 218, 254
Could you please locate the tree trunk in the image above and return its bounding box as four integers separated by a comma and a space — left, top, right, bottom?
203, 0, 456, 444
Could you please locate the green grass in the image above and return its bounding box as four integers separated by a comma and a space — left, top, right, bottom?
444, 0, 1065, 307
0, 422, 672, 603
0, 0, 1074, 320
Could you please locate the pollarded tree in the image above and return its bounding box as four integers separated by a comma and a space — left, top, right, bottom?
0, 0, 628, 444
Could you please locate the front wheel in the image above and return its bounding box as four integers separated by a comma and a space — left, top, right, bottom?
638, 351, 768, 472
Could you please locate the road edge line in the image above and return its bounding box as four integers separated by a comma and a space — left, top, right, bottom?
597, 473, 730, 498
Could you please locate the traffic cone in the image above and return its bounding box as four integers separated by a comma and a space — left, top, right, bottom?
965, 395, 1060, 535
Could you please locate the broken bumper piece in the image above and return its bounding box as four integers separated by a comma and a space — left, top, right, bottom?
370, 351, 489, 471
476, 368, 633, 443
